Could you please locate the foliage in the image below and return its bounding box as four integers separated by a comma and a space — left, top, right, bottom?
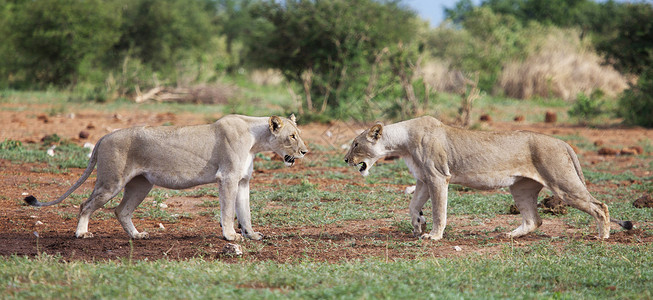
595, 2, 653, 74
618, 68, 653, 128
243, 0, 418, 113
567, 91, 604, 122
446, 0, 653, 76
0, 0, 122, 87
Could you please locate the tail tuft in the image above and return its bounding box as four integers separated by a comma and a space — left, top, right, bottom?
620, 220, 633, 230
24, 195, 38, 206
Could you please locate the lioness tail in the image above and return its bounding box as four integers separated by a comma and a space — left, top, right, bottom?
24, 138, 102, 207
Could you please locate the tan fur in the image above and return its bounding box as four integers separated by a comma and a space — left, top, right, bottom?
26, 114, 308, 241
344, 116, 611, 240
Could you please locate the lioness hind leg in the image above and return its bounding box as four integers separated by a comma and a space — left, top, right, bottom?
558, 192, 611, 239
76, 183, 123, 238
115, 176, 153, 239
508, 178, 543, 238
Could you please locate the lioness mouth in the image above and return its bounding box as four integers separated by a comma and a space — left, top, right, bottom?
358, 162, 367, 172
284, 155, 295, 165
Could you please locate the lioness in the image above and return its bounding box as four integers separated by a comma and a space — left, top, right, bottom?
25, 114, 308, 241
344, 116, 631, 240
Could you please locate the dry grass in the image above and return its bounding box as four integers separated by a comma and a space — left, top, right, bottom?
418, 60, 467, 94
249, 69, 284, 86
497, 30, 628, 101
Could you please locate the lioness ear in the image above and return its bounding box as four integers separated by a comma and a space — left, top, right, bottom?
269, 116, 284, 135
366, 124, 383, 142
289, 114, 297, 125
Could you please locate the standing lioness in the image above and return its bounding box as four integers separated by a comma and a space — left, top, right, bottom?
345, 116, 631, 240
25, 114, 308, 241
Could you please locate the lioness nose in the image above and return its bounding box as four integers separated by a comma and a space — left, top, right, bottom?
300, 150, 307, 155
344, 158, 349, 163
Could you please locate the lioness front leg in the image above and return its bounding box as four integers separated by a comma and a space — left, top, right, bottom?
409, 180, 429, 237
236, 179, 263, 240
219, 178, 242, 241
421, 177, 449, 241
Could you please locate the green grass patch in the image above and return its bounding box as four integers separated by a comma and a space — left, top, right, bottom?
2, 243, 650, 299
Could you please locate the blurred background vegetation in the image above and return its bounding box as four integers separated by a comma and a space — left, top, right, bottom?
0, 0, 651, 126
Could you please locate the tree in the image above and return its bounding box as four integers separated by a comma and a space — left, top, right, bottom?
596, 2, 653, 74
243, 0, 417, 113
2, 0, 122, 87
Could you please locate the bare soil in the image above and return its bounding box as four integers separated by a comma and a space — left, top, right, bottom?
1, 108, 651, 262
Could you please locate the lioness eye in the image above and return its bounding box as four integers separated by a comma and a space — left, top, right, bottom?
354, 142, 358, 148
290, 134, 296, 140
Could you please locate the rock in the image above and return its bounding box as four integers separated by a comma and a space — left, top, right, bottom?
544, 111, 557, 123
46, 145, 56, 157
222, 243, 243, 256
598, 147, 619, 156
79, 130, 90, 139
633, 194, 653, 208
37, 114, 49, 123
620, 146, 643, 155
539, 195, 568, 215
404, 185, 416, 194
480, 114, 492, 122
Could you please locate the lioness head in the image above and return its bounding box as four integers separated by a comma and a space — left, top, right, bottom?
344, 123, 384, 176
268, 114, 308, 166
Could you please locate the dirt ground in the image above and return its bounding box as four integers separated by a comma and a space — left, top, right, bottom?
1, 107, 651, 262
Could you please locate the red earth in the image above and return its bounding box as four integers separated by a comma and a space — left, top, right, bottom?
1, 107, 651, 262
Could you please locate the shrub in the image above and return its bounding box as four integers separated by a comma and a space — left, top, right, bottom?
568, 91, 604, 123
498, 29, 627, 101
618, 68, 653, 128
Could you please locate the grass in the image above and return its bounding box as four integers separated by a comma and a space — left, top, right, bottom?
2, 90, 652, 299
1, 243, 651, 299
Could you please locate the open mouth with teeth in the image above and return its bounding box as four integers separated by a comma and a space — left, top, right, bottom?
284, 155, 296, 165
358, 162, 367, 172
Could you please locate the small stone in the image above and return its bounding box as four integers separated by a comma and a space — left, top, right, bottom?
223, 243, 243, 256
79, 130, 90, 139
598, 147, 618, 156
159, 223, 165, 229
46, 145, 56, 157
453, 246, 462, 252
404, 185, 416, 194
35, 221, 43, 225
479, 114, 492, 122
159, 203, 168, 209
513, 115, 525, 122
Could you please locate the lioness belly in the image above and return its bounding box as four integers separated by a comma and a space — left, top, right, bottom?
450, 173, 518, 190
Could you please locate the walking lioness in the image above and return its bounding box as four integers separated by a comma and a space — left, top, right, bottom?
25, 114, 308, 241
344, 116, 631, 240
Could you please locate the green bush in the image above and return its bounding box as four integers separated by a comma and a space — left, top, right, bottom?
568, 90, 604, 123
618, 68, 653, 128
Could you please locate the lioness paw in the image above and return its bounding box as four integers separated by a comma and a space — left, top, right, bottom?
133, 232, 150, 239
76, 232, 94, 239
420, 233, 443, 241
224, 233, 243, 242
246, 232, 264, 240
